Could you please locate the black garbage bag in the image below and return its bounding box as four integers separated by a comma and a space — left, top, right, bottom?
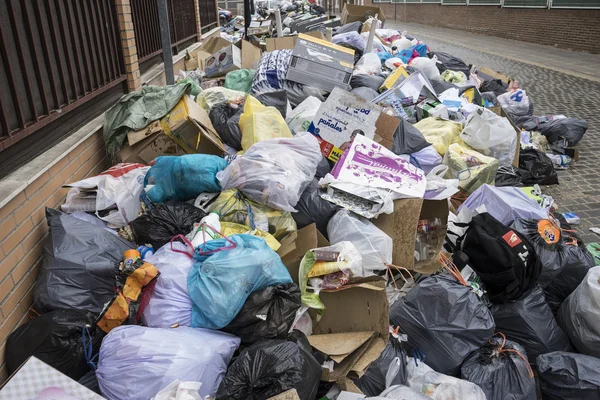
130, 201, 207, 250
461, 336, 536, 400
510, 114, 538, 131
256, 90, 288, 119
216, 331, 321, 400
518, 148, 558, 185
333, 21, 363, 36
226, 108, 244, 151
544, 238, 595, 314
209, 103, 243, 150
537, 352, 600, 400
429, 51, 470, 76
511, 218, 567, 288
354, 337, 408, 396
79, 370, 102, 395
222, 283, 302, 344
495, 166, 523, 187
481, 91, 498, 106
491, 286, 573, 366
390, 274, 496, 376
293, 179, 339, 234
6, 310, 104, 380
34, 208, 132, 314
540, 117, 587, 146
391, 118, 431, 155
338, 43, 363, 66
351, 86, 379, 101
350, 74, 385, 91
315, 156, 332, 180
480, 79, 507, 96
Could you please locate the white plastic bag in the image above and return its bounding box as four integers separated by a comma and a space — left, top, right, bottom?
497, 89, 530, 116
391, 37, 413, 51
327, 210, 392, 272
153, 380, 202, 400
409, 57, 441, 81
217, 133, 322, 212
424, 165, 460, 200
142, 242, 194, 328
96, 326, 240, 400
405, 359, 487, 400
354, 53, 382, 76
62, 163, 150, 227
286, 96, 322, 133
460, 108, 518, 167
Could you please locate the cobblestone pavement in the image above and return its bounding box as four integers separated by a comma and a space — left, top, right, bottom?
387, 21, 600, 244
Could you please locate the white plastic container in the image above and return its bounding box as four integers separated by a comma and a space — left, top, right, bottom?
191, 212, 221, 247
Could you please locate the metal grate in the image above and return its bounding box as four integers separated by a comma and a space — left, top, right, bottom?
503, 0, 548, 7
0, 0, 126, 151
199, 0, 218, 33
552, 0, 600, 8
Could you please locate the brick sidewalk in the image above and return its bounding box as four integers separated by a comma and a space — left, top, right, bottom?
387, 21, 600, 243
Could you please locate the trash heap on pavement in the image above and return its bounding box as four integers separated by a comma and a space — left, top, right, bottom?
4, 4, 599, 400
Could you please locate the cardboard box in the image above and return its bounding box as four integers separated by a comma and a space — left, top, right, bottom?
268, 389, 301, 400
286, 33, 354, 93
277, 224, 329, 283
380, 66, 409, 93
0, 357, 104, 399
204, 44, 242, 78
416, 100, 449, 121
265, 31, 327, 52
120, 96, 226, 164
341, 4, 386, 26
198, 39, 262, 76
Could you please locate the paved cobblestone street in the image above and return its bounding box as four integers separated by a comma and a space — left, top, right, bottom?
387, 21, 600, 243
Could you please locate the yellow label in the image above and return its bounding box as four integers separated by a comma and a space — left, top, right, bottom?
298, 33, 355, 56
380, 66, 408, 92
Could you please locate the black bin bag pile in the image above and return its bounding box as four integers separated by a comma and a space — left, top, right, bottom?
5, 12, 600, 400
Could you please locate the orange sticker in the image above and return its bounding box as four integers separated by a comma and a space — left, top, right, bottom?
537, 220, 560, 244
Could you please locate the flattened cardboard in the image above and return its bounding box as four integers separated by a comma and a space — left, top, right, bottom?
479, 67, 511, 85
266, 36, 297, 52
341, 4, 386, 26
267, 389, 301, 400
241, 40, 262, 69
277, 224, 329, 284
127, 120, 162, 146
309, 331, 374, 363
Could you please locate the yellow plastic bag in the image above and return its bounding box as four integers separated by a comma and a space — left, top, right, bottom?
414, 117, 463, 156
239, 95, 292, 150
196, 87, 246, 112
209, 189, 297, 240
220, 221, 281, 251
444, 143, 498, 194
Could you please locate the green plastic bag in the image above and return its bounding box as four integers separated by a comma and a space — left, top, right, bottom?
224, 69, 256, 93
176, 77, 201, 97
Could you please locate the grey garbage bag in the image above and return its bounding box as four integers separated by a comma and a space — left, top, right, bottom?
354, 337, 408, 396
428, 52, 470, 77
510, 218, 567, 288
210, 103, 243, 151
351, 86, 380, 101
391, 118, 431, 155
461, 336, 536, 400
557, 266, 600, 357
389, 274, 496, 376
34, 208, 133, 314
334, 21, 363, 36
350, 74, 385, 91
537, 352, 600, 400
226, 108, 244, 151
540, 117, 587, 147
491, 285, 573, 366
293, 179, 339, 235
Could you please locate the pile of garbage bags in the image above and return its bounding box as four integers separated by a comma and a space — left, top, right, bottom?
6, 8, 599, 400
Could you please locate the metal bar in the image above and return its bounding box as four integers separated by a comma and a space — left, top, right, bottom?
89, 0, 110, 85
168, 0, 177, 44
65, 0, 91, 95
0, 19, 25, 128
20, 0, 50, 115
0, 76, 126, 151
110, 0, 126, 75
49, 0, 73, 103
0, 94, 11, 138
140, 0, 151, 58
6, 0, 39, 121
55, 0, 79, 101
99, 0, 118, 80
33, 0, 61, 107
79, 0, 102, 89
151, 0, 162, 57
73, 0, 96, 91
157, 0, 174, 85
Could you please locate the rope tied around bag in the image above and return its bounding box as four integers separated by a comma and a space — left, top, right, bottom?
489, 332, 534, 378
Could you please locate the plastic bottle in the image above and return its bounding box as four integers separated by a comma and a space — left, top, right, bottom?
191, 212, 221, 247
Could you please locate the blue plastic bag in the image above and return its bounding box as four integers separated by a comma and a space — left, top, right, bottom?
145, 155, 228, 203
188, 234, 293, 329
397, 43, 428, 64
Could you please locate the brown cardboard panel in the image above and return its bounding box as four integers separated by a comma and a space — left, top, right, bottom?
349, 337, 387, 378
374, 198, 424, 270
374, 112, 400, 150
320, 335, 379, 382
267, 389, 301, 400
127, 120, 162, 146
266, 37, 297, 52
341, 4, 386, 25
479, 67, 511, 85
277, 224, 329, 285
241, 40, 263, 70
412, 200, 450, 274
309, 331, 374, 361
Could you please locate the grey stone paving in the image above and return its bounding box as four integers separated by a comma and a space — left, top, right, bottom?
387, 21, 600, 244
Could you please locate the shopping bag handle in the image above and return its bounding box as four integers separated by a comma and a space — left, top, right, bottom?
170, 234, 195, 258
196, 223, 237, 255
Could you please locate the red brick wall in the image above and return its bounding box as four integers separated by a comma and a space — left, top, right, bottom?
368, 2, 600, 54
0, 129, 107, 382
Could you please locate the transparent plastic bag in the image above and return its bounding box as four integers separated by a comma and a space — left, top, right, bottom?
239, 95, 292, 150
409, 56, 441, 81
196, 87, 246, 112
327, 210, 392, 272
413, 117, 462, 156
444, 143, 499, 194
497, 89, 530, 116
354, 53, 382, 76
217, 134, 322, 212
286, 96, 322, 134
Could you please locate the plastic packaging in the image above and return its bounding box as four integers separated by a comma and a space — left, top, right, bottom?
154, 380, 203, 400
440, 69, 467, 84
461, 336, 536, 400
537, 352, 600, 400
96, 326, 240, 400
216, 331, 321, 400
239, 95, 292, 150
6, 310, 104, 380
217, 134, 321, 212
460, 108, 518, 167
255, 90, 289, 119
392, 37, 413, 51
444, 143, 499, 194
130, 201, 207, 250
409, 57, 441, 81
145, 155, 228, 203
224, 69, 256, 92
497, 90, 531, 116
491, 285, 573, 366
34, 209, 133, 314
141, 242, 194, 328
196, 86, 246, 112
286, 96, 323, 134
222, 283, 301, 344
189, 234, 293, 329
390, 274, 496, 376
557, 266, 600, 357
354, 53, 382, 75
191, 212, 221, 247
424, 165, 460, 200
350, 73, 386, 91
413, 117, 462, 156
391, 118, 431, 155
327, 210, 392, 272
410, 145, 443, 174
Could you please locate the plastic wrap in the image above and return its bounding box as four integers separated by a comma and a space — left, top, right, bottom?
209, 102, 243, 150
497, 90, 530, 116
286, 96, 322, 134
518, 148, 559, 185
